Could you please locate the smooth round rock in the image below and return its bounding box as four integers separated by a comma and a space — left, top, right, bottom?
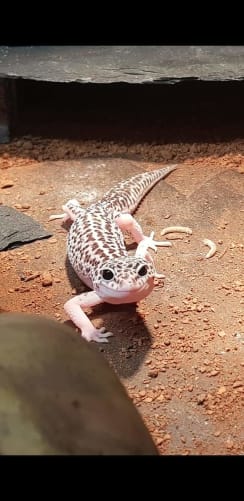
0, 313, 158, 455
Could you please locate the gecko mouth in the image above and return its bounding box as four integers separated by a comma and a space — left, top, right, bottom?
98, 279, 154, 304
100, 281, 151, 294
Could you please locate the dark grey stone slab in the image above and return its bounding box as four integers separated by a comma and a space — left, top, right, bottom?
0, 206, 52, 250
1, 46, 244, 83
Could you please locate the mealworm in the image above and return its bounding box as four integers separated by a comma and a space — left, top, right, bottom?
49, 213, 66, 221
160, 226, 193, 236
203, 238, 217, 259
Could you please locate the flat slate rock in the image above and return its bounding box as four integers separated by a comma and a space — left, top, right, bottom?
1, 46, 244, 83
0, 206, 52, 250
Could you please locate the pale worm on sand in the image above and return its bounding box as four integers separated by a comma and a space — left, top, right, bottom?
160, 226, 193, 236
203, 238, 217, 259
49, 213, 66, 220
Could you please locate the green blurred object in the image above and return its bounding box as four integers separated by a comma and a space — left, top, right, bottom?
0, 313, 158, 455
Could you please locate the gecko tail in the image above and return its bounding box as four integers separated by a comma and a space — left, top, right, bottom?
100, 164, 177, 214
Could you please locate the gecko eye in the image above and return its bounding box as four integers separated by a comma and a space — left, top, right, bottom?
102, 269, 114, 281
137, 265, 148, 277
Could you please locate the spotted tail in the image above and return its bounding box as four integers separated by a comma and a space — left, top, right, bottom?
100, 164, 177, 214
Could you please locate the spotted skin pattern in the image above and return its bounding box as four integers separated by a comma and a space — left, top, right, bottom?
50, 164, 177, 342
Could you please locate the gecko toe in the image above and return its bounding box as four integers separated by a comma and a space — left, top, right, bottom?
94, 329, 114, 341
94, 336, 109, 343
98, 329, 114, 338
81, 327, 113, 343
102, 331, 114, 338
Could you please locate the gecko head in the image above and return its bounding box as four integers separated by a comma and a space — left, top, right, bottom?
93, 256, 156, 304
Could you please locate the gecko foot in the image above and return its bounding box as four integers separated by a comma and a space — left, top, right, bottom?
81, 326, 114, 343
136, 231, 171, 258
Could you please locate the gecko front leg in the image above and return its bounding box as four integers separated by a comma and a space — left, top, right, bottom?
115, 213, 171, 250
64, 290, 113, 343
115, 214, 170, 278
135, 232, 166, 279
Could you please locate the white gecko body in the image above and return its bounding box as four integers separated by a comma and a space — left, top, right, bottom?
50, 164, 177, 342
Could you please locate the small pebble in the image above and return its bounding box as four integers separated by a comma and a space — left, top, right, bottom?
218, 330, 226, 338
233, 381, 243, 388
182, 317, 190, 324
156, 437, 164, 446
226, 439, 234, 450
148, 369, 158, 378
197, 394, 206, 405
1, 180, 14, 189
41, 272, 53, 287
217, 386, 226, 395
208, 370, 220, 377
164, 339, 171, 346
163, 433, 171, 441
139, 390, 146, 397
